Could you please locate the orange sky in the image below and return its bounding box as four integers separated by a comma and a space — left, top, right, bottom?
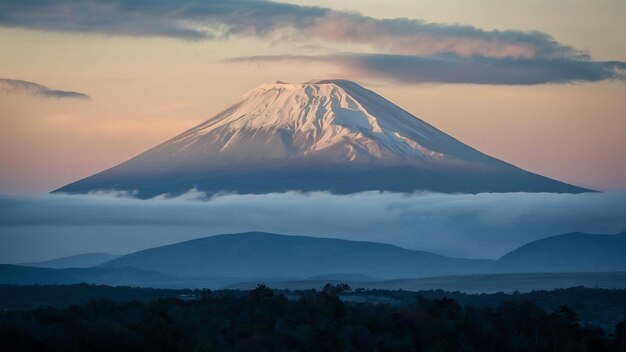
0, 0, 625, 194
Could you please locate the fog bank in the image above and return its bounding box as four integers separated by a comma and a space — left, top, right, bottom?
0, 190, 624, 263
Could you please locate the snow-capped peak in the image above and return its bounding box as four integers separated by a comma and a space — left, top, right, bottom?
56, 79, 591, 196
157, 79, 482, 164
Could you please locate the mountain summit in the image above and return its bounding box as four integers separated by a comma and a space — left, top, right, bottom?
56, 80, 590, 197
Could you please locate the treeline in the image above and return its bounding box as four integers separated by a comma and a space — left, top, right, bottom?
348, 286, 626, 331
1, 285, 626, 352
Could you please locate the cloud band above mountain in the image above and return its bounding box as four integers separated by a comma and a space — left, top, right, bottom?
226, 54, 626, 85
0, 78, 90, 99
2, 0, 623, 85
0, 0, 590, 60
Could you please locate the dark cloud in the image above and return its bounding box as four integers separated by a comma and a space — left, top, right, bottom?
1, 191, 624, 263
0, 0, 329, 40
226, 53, 626, 85
0, 78, 90, 99
0, 0, 586, 60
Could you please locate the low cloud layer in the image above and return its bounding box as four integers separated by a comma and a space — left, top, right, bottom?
226, 54, 626, 85
1, 191, 624, 263
0, 78, 90, 99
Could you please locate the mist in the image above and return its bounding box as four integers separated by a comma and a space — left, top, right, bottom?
0, 190, 624, 263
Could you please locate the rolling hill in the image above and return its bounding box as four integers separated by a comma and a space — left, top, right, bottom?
499, 231, 626, 272
98, 232, 494, 279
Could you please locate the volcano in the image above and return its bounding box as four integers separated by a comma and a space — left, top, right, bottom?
56, 80, 590, 197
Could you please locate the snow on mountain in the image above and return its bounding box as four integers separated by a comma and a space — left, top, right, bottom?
56, 79, 591, 197
165, 80, 445, 162
146, 79, 496, 166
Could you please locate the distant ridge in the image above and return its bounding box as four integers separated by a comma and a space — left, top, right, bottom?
97, 230, 626, 279
499, 230, 626, 272
98, 232, 494, 279
56, 80, 590, 197
3, 231, 626, 290
22, 253, 119, 269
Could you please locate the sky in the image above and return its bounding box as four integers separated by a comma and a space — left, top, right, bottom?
0, 0, 624, 194
0, 0, 625, 263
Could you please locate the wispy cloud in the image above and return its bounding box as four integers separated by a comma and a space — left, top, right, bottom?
0, 78, 90, 99
0, 0, 587, 60
1, 191, 624, 262
226, 53, 626, 85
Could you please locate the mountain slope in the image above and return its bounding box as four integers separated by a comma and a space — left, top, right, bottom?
56, 80, 589, 197
98, 232, 494, 279
22, 253, 119, 269
499, 231, 626, 272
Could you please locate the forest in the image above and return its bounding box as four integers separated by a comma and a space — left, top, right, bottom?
1, 284, 626, 351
